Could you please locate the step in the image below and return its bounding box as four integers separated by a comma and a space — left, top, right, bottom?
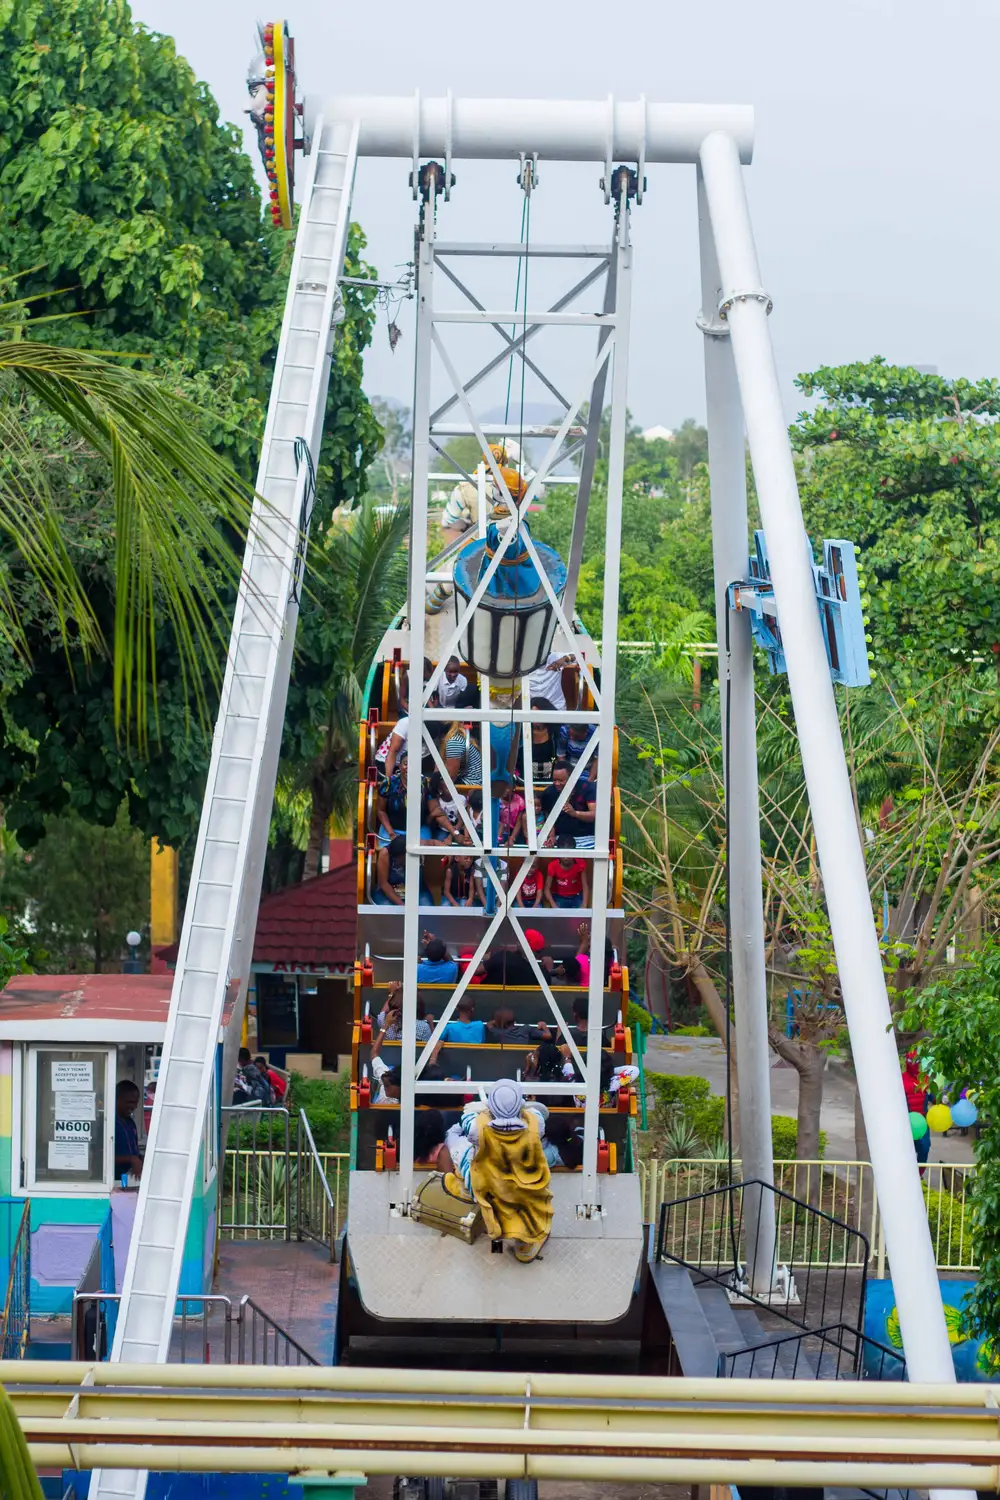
648, 1263, 720, 1377
693, 1280, 749, 1356
730, 1307, 818, 1379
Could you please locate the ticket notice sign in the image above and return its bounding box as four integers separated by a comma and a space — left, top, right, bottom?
54, 1091, 96, 1121
51, 1062, 93, 1092
47, 1140, 89, 1171
54, 1119, 92, 1143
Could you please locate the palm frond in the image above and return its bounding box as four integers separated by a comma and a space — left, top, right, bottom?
0, 340, 257, 742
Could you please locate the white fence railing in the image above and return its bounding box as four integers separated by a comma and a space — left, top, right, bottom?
638, 1158, 976, 1275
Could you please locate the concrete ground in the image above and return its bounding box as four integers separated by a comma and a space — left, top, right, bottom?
644, 1033, 975, 1165
214, 1237, 338, 1362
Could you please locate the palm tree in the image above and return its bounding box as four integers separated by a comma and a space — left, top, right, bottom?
287, 496, 411, 879
1, 326, 256, 740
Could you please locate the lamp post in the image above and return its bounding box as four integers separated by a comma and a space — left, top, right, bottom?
124, 930, 143, 975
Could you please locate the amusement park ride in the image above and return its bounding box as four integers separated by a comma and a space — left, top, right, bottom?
93, 20, 961, 1500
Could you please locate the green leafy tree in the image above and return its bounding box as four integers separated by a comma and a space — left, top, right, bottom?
901, 943, 1000, 1348
369, 398, 411, 505
2, 802, 148, 971
281, 496, 410, 878
794, 358, 1000, 683
670, 418, 709, 497
0, 0, 382, 855
0, 0, 279, 369
0, 915, 32, 987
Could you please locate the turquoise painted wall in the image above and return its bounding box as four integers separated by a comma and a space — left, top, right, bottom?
0, 1040, 225, 1314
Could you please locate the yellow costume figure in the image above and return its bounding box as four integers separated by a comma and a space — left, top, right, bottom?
468, 1079, 553, 1262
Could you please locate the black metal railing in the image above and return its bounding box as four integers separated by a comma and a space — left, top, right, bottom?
720, 1320, 906, 1381
71, 1291, 319, 1366
656, 1176, 870, 1337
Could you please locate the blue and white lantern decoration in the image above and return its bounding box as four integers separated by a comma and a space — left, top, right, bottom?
453, 505, 567, 679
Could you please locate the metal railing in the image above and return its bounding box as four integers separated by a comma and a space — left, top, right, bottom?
236, 1295, 320, 1365
0, 1201, 30, 1359
296, 1113, 338, 1260
656, 1177, 869, 1337
220, 1106, 293, 1239
720, 1320, 905, 1382
220, 1106, 348, 1250
640, 1157, 977, 1273
71, 1292, 319, 1366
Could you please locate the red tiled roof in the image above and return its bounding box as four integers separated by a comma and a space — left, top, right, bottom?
253, 864, 357, 969
157, 865, 357, 970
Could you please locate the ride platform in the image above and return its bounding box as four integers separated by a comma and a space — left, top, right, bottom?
345, 1170, 643, 1324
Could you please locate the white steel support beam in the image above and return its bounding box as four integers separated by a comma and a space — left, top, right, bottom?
309, 95, 754, 164
696, 168, 776, 1295
698, 129, 960, 1427
397, 185, 439, 1207
565, 244, 618, 614
580, 199, 632, 1202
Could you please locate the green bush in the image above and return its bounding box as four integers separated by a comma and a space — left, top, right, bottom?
290, 1073, 351, 1153
647, 1073, 723, 1146
626, 1000, 653, 1036
672, 1024, 710, 1037
646, 1072, 826, 1159
922, 1184, 973, 1267
771, 1114, 827, 1161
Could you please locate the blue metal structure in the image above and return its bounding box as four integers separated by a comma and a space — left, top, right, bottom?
728, 531, 871, 688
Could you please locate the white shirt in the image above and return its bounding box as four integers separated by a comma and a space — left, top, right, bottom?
437, 673, 468, 707
376, 717, 408, 763
370, 1054, 392, 1105
529, 652, 569, 712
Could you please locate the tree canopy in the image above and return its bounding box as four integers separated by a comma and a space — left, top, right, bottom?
1, 0, 278, 369
794, 358, 1000, 685
0, 0, 382, 855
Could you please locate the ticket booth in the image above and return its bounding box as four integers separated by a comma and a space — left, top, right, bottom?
0, 973, 238, 1318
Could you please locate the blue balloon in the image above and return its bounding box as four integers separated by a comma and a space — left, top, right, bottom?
951, 1098, 978, 1128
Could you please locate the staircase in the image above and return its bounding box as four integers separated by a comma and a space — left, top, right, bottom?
651, 1175, 902, 1384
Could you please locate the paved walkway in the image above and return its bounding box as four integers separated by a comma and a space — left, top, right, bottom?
214, 1238, 338, 1362
644, 1034, 975, 1165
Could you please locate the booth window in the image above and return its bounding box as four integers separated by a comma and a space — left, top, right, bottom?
24, 1047, 112, 1191
256, 974, 299, 1049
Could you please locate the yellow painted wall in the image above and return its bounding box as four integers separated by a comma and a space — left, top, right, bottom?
150, 839, 179, 947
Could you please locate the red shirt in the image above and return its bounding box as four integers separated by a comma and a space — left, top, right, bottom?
551, 858, 586, 898
520, 868, 543, 901
903, 1062, 927, 1114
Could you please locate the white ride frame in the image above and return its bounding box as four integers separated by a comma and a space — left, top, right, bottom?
396, 164, 632, 1209
101, 87, 961, 1500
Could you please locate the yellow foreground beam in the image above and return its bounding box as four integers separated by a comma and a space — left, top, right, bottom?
3, 1362, 1000, 1490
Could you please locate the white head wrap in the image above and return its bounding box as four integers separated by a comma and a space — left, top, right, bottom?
487, 1078, 526, 1132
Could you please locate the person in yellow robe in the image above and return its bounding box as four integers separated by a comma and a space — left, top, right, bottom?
445, 1079, 553, 1262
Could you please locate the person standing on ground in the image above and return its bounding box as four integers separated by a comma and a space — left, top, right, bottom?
903, 1050, 931, 1168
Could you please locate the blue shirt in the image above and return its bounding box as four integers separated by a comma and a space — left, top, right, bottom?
115, 1113, 139, 1162
416, 957, 459, 983
440, 1019, 487, 1043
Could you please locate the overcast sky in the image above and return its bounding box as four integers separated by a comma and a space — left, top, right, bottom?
133, 0, 999, 430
